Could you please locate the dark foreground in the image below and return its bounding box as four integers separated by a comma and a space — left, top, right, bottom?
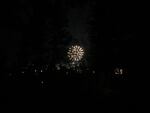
6, 70, 146, 113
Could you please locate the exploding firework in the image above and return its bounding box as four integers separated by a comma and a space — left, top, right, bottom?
67, 45, 84, 62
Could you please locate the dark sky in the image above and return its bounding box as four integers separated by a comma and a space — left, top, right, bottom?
1, 0, 139, 70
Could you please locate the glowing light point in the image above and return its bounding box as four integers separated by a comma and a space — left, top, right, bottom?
92, 70, 95, 74
34, 69, 37, 73
21, 71, 25, 74
114, 68, 123, 75
41, 81, 44, 84
56, 64, 61, 70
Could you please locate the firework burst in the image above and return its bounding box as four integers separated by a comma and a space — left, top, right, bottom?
67, 45, 84, 62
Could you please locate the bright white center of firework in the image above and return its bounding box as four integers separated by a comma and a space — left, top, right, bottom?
67, 45, 84, 62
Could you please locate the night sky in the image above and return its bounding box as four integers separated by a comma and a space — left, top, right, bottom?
1, 1, 145, 113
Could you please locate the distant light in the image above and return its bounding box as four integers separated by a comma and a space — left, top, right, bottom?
21, 71, 25, 74
40, 70, 43, 73
92, 70, 95, 74
9, 73, 12, 76
114, 68, 123, 75
56, 64, 61, 70
41, 81, 44, 84
34, 69, 37, 72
